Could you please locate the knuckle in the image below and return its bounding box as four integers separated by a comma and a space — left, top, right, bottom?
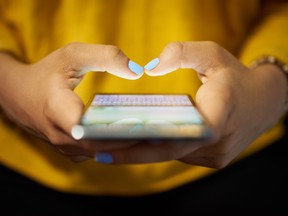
163, 42, 184, 68
105, 45, 122, 59
103, 45, 124, 70
203, 41, 223, 54
48, 134, 67, 147
207, 148, 233, 169
203, 41, 220, 49
62, 42, 83, 53
165, 41, 183, 53
60, 42, 83, 60
214, 159, 230, 169
204, 41, 227, 63
205, 156, 230, 169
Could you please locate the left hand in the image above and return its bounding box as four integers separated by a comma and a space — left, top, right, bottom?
94, 41, 287, 168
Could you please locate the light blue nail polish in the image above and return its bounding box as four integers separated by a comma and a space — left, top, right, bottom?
95, 152, 113, 164
128, 60, 144, 75
144, 58, 159, 71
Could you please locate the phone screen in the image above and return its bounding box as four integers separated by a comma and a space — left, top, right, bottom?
71, 94, 212, 140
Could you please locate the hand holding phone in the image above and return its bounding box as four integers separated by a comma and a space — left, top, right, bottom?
71, 94, 212, 141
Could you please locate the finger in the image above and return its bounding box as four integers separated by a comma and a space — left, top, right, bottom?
45, 90, 144, 145
45, 126, 94, 156
179, 131, 240, 168
180, 156, 220, 168
145, 41, 235, 142
56, 145, 92, 157
44, 89, 84, 134
81, 139, 139, 152
94, 141, 202, 164
44, 129, 93, 162
70, 155, 92, 163
145, 41, 233, 76
58, 42, 143, 80
183, 144, 244, 168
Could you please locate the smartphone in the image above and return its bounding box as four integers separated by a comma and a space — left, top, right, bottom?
71, 93, 213, 141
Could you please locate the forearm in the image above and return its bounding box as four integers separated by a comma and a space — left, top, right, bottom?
0, 52, 27, 112
0, 53, 35, 135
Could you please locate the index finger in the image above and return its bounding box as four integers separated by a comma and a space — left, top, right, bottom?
145, 41, 234, 76
57, 42, 144, 80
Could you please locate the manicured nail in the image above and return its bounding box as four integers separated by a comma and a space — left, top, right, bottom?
128, 60, 144, 75
144, 58, 159, 70
95, 152, 113, 164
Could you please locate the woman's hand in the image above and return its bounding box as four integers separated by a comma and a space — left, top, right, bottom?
94, 41, 287, 168
0, 42, 143, 162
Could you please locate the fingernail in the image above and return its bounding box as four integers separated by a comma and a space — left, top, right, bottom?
128, 60, 144, 75
95, 152, 113, 164
144, 58, 159, 71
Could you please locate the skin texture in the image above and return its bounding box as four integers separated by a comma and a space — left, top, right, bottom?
0, 41, 286, 168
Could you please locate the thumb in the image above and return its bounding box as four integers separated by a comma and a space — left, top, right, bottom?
145, 41, 234, 76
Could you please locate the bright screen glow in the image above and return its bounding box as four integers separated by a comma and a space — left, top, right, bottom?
82, 94, 203, 127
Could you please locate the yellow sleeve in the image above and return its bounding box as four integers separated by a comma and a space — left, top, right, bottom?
240, 0, 288, 65
0, 1, 21, 56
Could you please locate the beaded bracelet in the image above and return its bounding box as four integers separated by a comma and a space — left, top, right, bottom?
250, 55, 288, 112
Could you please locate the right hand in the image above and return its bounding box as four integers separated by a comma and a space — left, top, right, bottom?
0, 42, 143, 162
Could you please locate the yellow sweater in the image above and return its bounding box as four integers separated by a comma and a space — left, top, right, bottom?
0, 0, 288, 196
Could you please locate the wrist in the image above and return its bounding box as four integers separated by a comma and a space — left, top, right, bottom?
250, 56, 288, 113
